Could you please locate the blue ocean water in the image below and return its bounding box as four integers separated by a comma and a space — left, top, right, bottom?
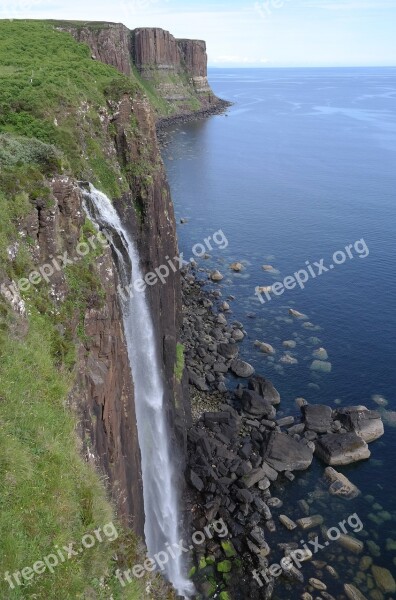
162, 68, 396, 591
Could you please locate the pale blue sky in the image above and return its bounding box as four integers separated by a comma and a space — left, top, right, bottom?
2, 0, 396, 67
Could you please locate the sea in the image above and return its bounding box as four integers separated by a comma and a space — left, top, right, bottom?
161, 67, 396, 597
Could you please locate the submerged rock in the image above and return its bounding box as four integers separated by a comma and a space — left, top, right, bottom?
280, 353, 298, 365
315, 432, 371, 465
289, 308, 307, 319
324, 467, 360, 499
254, 340, 276, 354
344, 583, 368, 600
310, 360, 332, 373
312, 347, 328, 360
371, 565, 396, 593
230, 262, 243, 272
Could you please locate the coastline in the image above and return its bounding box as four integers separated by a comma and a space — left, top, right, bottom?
179, 261, 386, 600
156, 99, 233, 134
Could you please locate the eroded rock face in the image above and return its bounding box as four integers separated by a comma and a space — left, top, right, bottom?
60, 22, 132, 76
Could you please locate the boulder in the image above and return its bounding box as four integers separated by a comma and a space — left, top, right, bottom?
242, 467, 268, 488
254, 340, 275, 354
230, 359, 255, 378
210, 270, 224, 281
262, 431, 314, 472
230, 262, 243, 272
371, 565, 396, 593
241, 390, 276, 419
344, 584, 368, 600
218, 342, 239, 360
323, 467, 360, 500
302, 404, 333, 433
248, 376, 281, 405
335, 406, 384, 443
188, 370, 209, 391
315, 432, 371, 465
190, 470, 204, 492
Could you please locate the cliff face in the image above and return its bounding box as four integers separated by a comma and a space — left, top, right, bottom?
63, 22, 223, 117
0, 20, 208, 548
132, 28, 216, 111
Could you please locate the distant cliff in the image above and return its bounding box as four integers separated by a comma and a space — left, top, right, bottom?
58, 21, 226, 119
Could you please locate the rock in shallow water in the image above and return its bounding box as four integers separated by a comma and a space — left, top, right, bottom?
315, 432, 371, 466
335, 406, 384, 443
324, 466, 361, 499
230, 358, 255, 378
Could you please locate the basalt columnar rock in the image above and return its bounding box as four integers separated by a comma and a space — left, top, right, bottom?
62, 21, 227, 121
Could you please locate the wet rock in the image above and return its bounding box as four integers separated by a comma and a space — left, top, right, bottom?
312, 347, 328, 360
302, 404, 333, 433
309, 578, 327, 591
324, 467, 360, 499
232, 328, 245, 341
277, 416, 295, 427
254, 340, 276, 354
263, 431, 314, 472
296, 515, 324, 530
210, 270, 224, 281
289, 309, 307, 318
280, 353, 298, 365
230, 262, 243, 272
344, 583, 369, 600
315, 432, 371, 465
248, 376, 281, 405
310, 360, 332, 373
241, 390, 276, 419
218, 342, 239, 360
231, 359, 255, 378
283, 340, 297, 349
336, 533, 364, 554
335, 406, 384, 443
279, 515, 297, 530
371, 565, 396, 593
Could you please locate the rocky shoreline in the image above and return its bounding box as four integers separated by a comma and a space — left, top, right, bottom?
156, 99, 233, 134
180, 263, 393, 600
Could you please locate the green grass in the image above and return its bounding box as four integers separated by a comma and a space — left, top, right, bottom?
0, 20, 180, 600
0, 20, 138, 197
174, 342, 185, 383
0, 309, 148, 599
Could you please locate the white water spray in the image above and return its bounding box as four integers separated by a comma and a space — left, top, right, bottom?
83, 185, 194, 598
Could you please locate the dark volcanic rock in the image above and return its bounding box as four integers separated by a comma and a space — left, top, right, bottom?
315, 432, 371, 465
248, 375, 281, 405
231, 359, 255, 378
218, 342, 239, 360
302, 404, 333, 433
262, 431, 314, 472
241, 390, 276, 419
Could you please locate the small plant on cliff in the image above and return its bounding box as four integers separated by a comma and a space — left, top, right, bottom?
175, 342, 185, 382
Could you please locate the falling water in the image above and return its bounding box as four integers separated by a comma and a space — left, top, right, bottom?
83, 185, 194, 598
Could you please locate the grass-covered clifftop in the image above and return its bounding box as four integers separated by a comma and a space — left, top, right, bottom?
0, 20, 175, 599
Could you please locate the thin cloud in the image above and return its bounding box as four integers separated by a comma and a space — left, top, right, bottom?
303, 0, 395, 10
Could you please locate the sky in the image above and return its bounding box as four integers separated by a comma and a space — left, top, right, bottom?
1, 0, 396, 67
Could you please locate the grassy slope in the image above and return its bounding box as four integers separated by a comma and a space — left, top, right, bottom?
0, 20, 174, 600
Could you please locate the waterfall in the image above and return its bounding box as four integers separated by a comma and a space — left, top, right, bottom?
82, 185, 194, 598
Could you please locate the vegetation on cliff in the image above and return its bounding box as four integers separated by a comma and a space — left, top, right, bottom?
0, 20, 176, 599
